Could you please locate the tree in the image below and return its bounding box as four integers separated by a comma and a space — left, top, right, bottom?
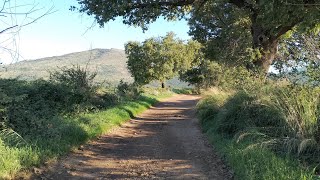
180, 60, 223, 89
125, 33, 201, 88
74, 0, 320, 73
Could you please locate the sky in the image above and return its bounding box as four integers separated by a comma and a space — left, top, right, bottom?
0, 0, 190, 64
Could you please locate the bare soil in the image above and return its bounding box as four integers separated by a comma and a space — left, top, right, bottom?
33, 94, 232, 180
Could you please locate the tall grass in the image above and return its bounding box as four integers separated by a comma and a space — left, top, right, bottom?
197, 85, 319, 179
207, 132, 314, 180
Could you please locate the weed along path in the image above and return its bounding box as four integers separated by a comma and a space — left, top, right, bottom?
35, 94, 231, 180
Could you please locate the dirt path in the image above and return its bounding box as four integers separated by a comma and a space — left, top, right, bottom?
35, 94, 231, 180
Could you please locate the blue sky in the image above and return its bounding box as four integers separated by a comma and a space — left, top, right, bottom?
0, 0, 190, 64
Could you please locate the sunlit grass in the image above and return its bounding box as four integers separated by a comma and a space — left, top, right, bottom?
206, 132, 314, 180
0, 93, 169, 179
197, 88, 316, 179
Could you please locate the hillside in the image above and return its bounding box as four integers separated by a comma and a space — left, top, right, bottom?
0, 49, 132, 84
0, 48, 190, 87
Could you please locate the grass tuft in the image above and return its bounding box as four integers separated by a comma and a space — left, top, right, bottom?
197, 87, 317, 179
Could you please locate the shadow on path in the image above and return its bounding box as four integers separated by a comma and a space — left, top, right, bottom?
35, 95, 231, 180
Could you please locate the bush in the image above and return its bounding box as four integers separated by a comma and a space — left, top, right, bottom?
218, 91, 285, 137
116, 80, 141, 100
0, 66, 107, 136
49, 65, 97, 104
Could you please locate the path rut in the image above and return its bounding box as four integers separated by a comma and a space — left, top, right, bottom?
35, 94, 231, 180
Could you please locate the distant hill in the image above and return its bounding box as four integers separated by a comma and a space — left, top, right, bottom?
0, 49, 132, 84
0, 48, 190, 87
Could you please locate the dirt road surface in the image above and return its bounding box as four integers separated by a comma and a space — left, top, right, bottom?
35, 94, 232, 180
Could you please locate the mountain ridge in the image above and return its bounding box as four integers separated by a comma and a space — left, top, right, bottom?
0, 48, 133, 84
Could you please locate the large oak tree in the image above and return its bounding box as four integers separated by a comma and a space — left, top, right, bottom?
74, 0, 320, 72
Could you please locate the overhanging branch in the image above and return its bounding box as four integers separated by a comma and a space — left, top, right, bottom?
131, 0, 196, 9
274, 19, 302, 40
0, 25, 18, 34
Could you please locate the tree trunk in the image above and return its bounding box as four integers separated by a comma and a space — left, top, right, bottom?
251, 24, 278, 73
253, 40, 278, 73
161, 81, 165, 88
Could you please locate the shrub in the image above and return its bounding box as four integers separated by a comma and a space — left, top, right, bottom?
49, 65, 97, 103
116, 80, 141, 100
208, 91, 284, 137
0, 66, 101, 137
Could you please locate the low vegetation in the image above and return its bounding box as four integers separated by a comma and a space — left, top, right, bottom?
197, 68, 320, 179
0, 66, 173, 179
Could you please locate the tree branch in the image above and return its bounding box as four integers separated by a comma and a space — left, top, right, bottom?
0, 0, 8, 13
131, 0, 196, 9
0, 25, 18, 34
0, 1, 55, 62
274, 20, 302, 40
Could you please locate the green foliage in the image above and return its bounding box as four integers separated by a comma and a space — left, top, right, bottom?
196, 89, 230, 123
189, 0, 320, 72
197, 82, 320, 178
181, 61, 266, 91
75, 0, 320, 72
189, 1, 252, 66
141, 87, 175, 99
116, 80, 141, 100
49, 65, 97, 102
125, 32, 202, 87
0, 66, 106, 138
0, 74, 170, 178
180, 60, 223, 89
207, 134, 314, 180
0, 66, 145, 139
197, 87, 317, 179
270, 86, 320, 159
217, 91, 286, 137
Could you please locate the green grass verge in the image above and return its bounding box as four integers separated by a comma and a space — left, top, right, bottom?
0, 94, 169, 179
198, 90, 316, 180
205, 131, 314, 180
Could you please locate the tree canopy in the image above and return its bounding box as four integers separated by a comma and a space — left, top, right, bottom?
125, 33, 201, 87
75, 0, 320, 73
